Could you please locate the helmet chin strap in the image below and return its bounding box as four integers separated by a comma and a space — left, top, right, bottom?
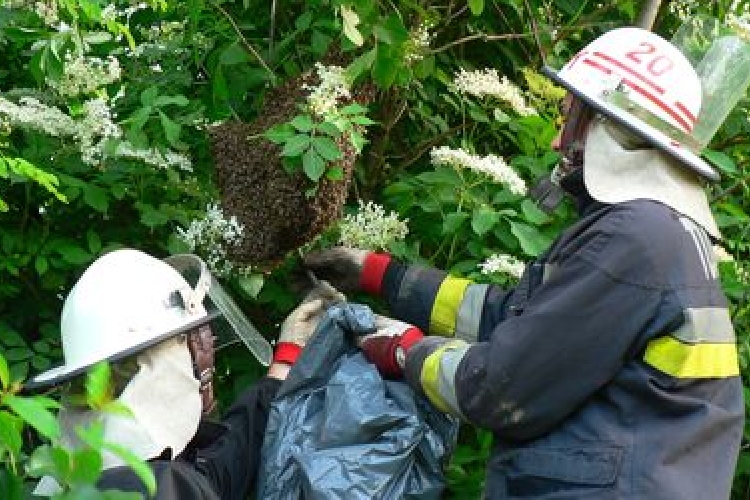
531, 97, 595, 213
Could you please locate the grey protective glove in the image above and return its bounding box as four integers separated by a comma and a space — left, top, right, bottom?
278, 280, 346, 347
303, 247, 369, 293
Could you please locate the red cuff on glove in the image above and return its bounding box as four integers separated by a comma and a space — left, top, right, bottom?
359, 253, 391, 295
361, 327, 424, 379
273, 342, 303, 365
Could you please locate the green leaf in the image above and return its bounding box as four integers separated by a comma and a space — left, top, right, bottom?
238, 274, 264, 299
263, 123, 296, 144
520, 199, 551, 225
219, 42, 250, 65
3, 394, 60, 439
317, 121, 342, 138
26, 444, 70, 479
158, 111, 182, 148
0, 411, 22, 458
83, 184, 108, 213
152, 95, 189, 108
372, 44, 398, 88
443, 212, 470, 235
311, 30, 332, 56
703, 149, 738, 174
281, 135, 311, 157
472, 207, 500, 236
86, 229, 102, 254
469, 0, 485, 15
140, 86, 158, 107
0, 353, 8, 389
35, 256, 48, 276
510, 221, 552, 257
345, 48, 376, 83
312, 136, 342, 161
68, 448, 103, 485
137, 203, 170, 228
341, 5, 364, 46
55, 243, 91, 265
302, 149, 326, 181
373, 13, 409, 45
326, 166, 345, 180
85, 362, 111, 409
290, 115, 314, 132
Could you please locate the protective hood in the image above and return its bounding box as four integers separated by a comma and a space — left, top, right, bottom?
584, 119, 720, 240
34, 336, 201, 496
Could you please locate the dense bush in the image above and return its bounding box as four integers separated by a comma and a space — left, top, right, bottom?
1, 0, 750, 497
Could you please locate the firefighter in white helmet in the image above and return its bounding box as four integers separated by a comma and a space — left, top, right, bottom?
27, 248, 343, 499
305, 23, 749, 498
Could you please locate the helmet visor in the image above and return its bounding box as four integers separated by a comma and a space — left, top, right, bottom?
164, 254, 272, 366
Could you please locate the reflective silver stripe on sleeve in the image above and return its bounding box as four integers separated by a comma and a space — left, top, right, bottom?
455, 284, 489, 343
672, 307, 735, 344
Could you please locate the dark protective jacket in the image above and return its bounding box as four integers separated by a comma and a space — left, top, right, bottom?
96, 376, 281, 499
368, 199, 743, 499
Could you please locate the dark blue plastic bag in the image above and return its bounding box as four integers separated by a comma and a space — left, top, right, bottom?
257, 304, 458, 499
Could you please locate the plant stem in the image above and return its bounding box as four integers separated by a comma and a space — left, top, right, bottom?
211, 1, 276, 80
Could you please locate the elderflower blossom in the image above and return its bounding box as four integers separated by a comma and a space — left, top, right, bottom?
77, 97, 122, 165
115, 141, 193, 171
430, 146, 527, 196
304, 63, 351, 118
404, 21, 435, 64
479, 253, 525, 279
454, 68, 537, 116
0, 96, 77, 137
339, 200, 409, 251
49, 54, 122, 97
177, 203, 246, 276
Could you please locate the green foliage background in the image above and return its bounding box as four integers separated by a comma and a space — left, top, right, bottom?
1, 0, 750, 497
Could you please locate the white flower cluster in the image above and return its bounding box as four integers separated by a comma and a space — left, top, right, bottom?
304, 63, 351, 118
177, 203, 248, 277
454, 68, 537, 116
404, 21, 435, 64
430, 146, 527, 196
4, 0, 59, 25
479, 253, 525, 279
0, 96, 76, 137
0, 95, 192, 169
115, 141, 193, 171
339, 200, 409, 251
78, 97, 122, 165
48, 54, 122, 97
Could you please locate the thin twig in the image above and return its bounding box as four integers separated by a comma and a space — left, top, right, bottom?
523, 0, 546, 62
395, 124, 469, 169
428, 33, 534, 54
211, 0, 276, 79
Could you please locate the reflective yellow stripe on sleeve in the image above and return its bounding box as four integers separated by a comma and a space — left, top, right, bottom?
420, 340, 469, 417
643, 337, 739, 378
429, 276, 471, 336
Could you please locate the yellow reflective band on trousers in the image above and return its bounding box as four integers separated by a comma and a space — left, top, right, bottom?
429, 276, 472, 336
643, 337, 739, 378
420, 340, 468, 416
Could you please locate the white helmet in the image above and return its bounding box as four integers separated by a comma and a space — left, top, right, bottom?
26, 249, 272, 388
544, 22, 750, 181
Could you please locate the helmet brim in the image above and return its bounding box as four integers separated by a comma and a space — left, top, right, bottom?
542, 65, 719, 181
23, 309, 220, 391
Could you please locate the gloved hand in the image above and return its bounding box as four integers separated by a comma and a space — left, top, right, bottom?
303, 247, 370, 293
358, 315, 424, 379
274, 280, 345, 366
